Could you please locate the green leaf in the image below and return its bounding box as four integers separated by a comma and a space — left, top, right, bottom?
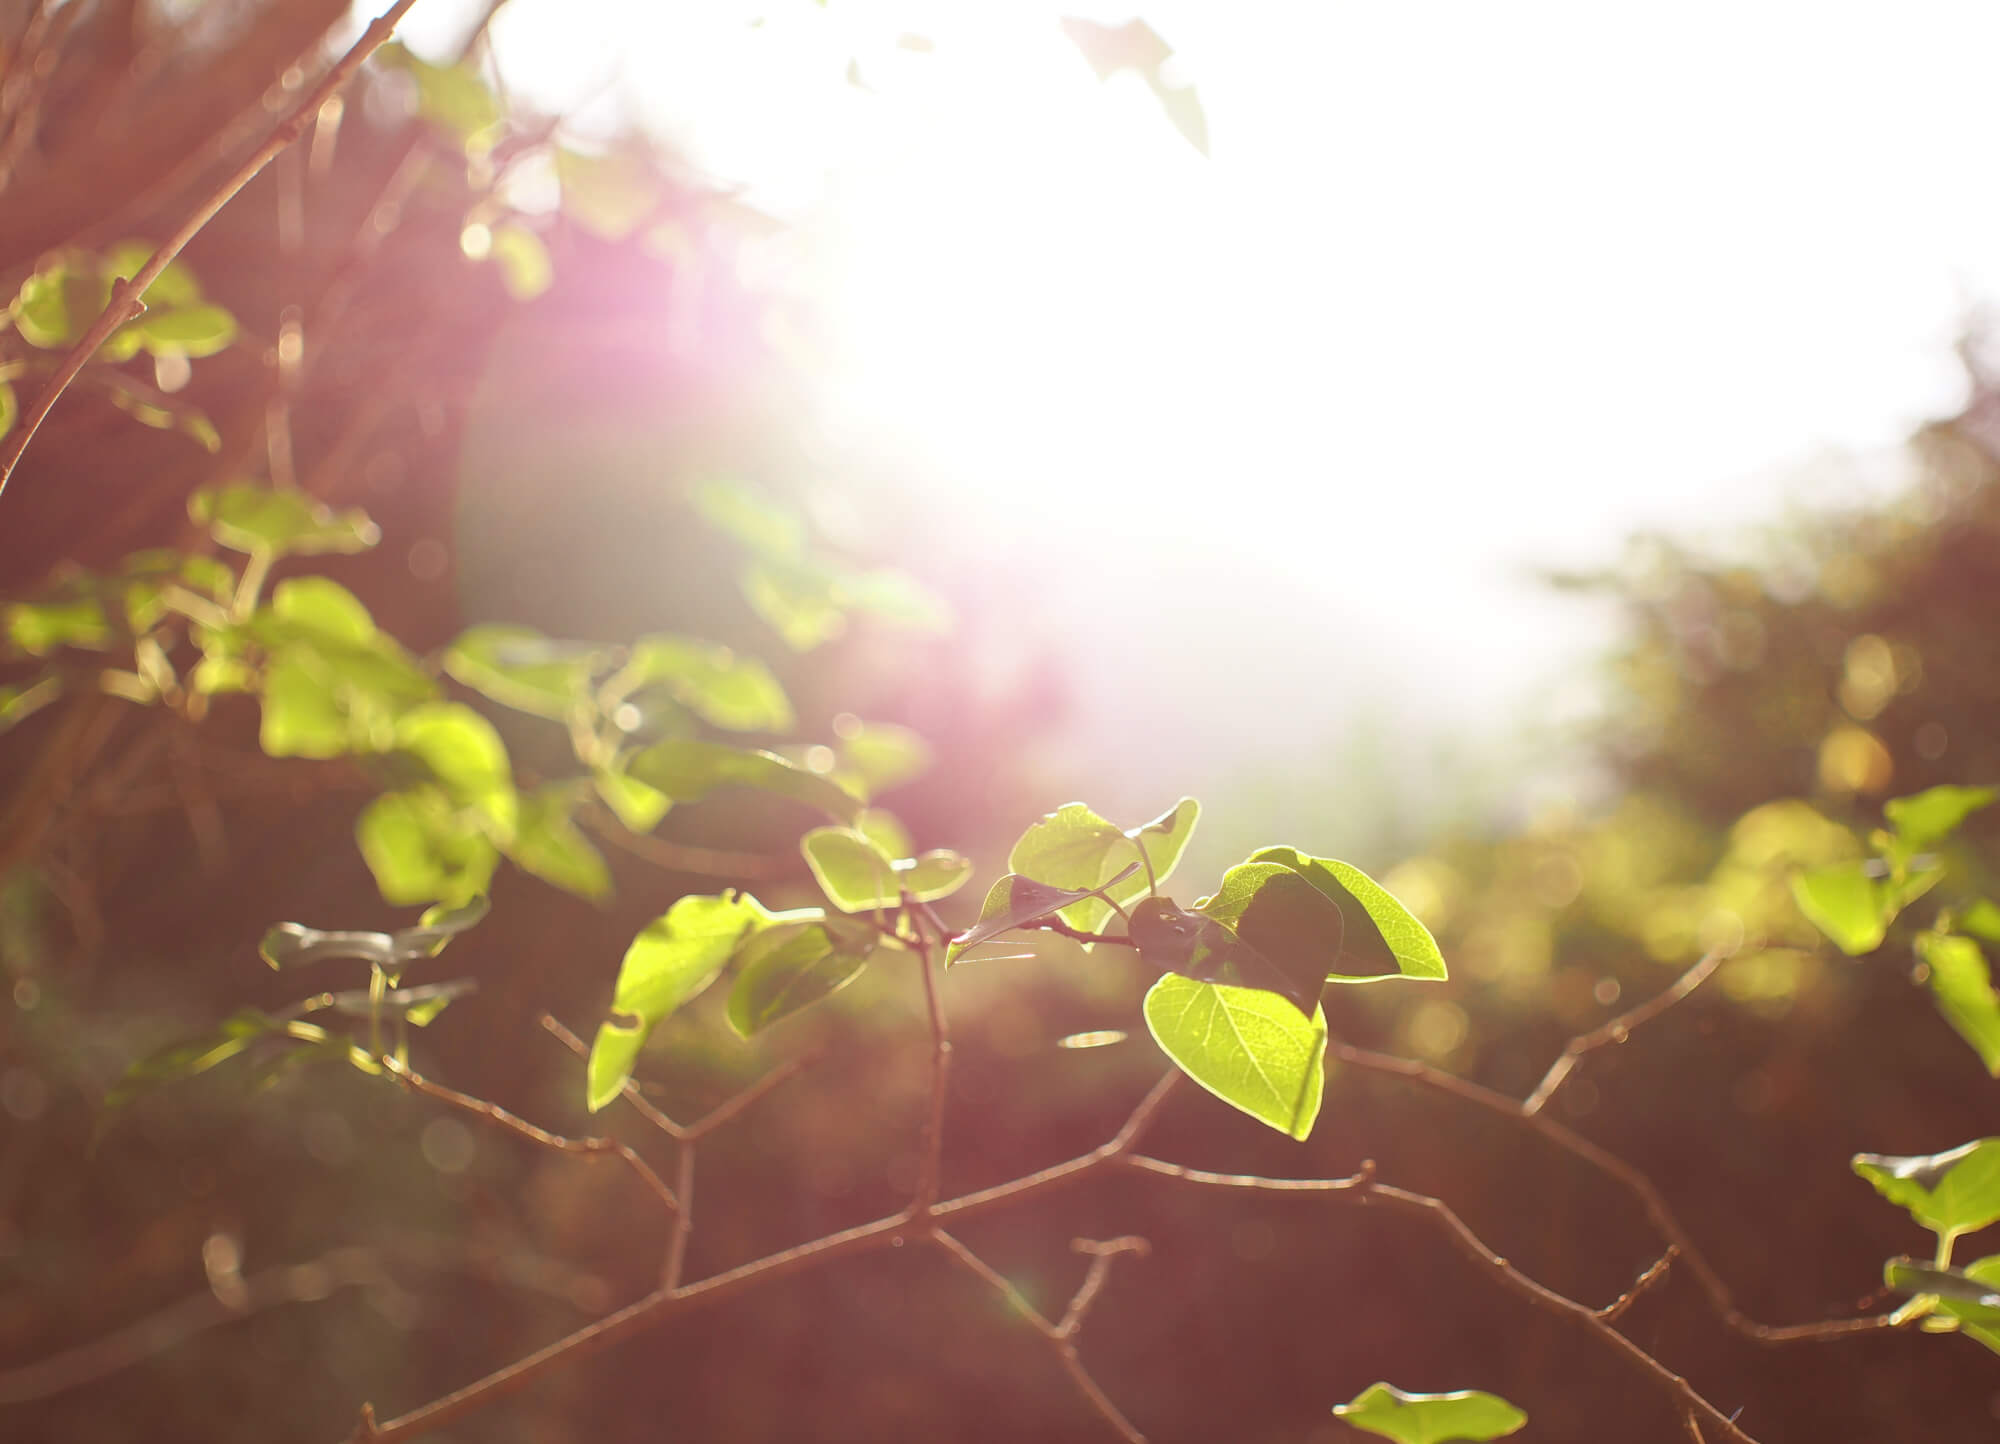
628, 738, 860, 823
189, 484, 380, 558
1238, 848, 1449, 983
742, 558, 846, 651
384, 44, 504, 148
490, 222, 553, 301
1957, 899, 2000, 947
1790, 860, 1887, 954
508, 784, 611, 900
1331, 1382, 1528, 1443
1131, 896, 1321, 1016
855, 808, 914, 861
11, 266, 74, 347
444, 624, 603, 721
135, 303, 237, 358
897, 850, 973, 903
836, 719, 931, 796
838, 566, 952, 632
1009, 797, 1200, 931
268, 576, 376, 644
586, 893, 766, 1109
0, 378, 15, 441
726, 921, 873, 1036
260, 895, 490, 970
4, 597, 110, 656
1143, 974, 1326, 1140
356, 787, 500, 907
101, 240, 203, 307
692, 479, 805, 560
1853, 1139, 2000, 1241
289, 978, 477, 1027
593, 764, 672, 832
0, 675, 62, 732
945, 865, 1139, 965
613, 634, 793, 732
104, 1009, 296, 1110
1883, 1257, 2000, 1326
1917, 932, 2000, 1076
1886, 785, 1996, 850
557, 145, 661, 241
393, 703, 517, 841
802, 826, 899, 912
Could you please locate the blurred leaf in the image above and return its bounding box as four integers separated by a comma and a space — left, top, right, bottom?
11, 266, 74, 347
897, 850, 973, 903
135, 303, 237, 358
1958, 898, 2000, 947
490, 222, 553, 301
1916, 932, 2000, 1076
104, 1009, 302, 1110
742, 559, 846, 651
693, 479, 805, 560
1241, 848, 1449, 983
1331, 1383, 1528, 1443
726, 920, 873, 1036
190, 484, 380, 558
802, 826, 897, 912
444, 624, 603, 721
0, 379, 14, 441
255, 601, 435, 758
837, 720, 931, 796
393, 703, 517, 841
838, 566, 953, 632
629, 738, 860, 822
508, 784, 612, 901
557, 145, 660, 241
268, 576, 375, 644
1790, 861, 1887, 955
356, 786, 500, 908
290, 978, 476, 1027
384, 43, 504, 149
1886, 785, 1995, 850
101, 240, 202, 307
615, 634, 793, 732
260, 895, 490, 971
1883, 1256, 2000, 1326
587, 893, 766, 1109
1853, 1139, 2000, 1240
946, 865, 1139, 965
593, 764, 672, 832
1143, 974, 1326, 1140
855, 808, 914, 861
1009, 797, 1199, 932
5, 597, 110, 656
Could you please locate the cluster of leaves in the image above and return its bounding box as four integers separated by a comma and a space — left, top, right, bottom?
1858, 1138, 2000, 1354
2, 240, 237, 448
1790, 783, 2000, 1073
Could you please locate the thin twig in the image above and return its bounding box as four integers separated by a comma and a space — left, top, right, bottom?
1522, 949, 1725, 1116
1599, 1247, 1677, 1323
913, 925, 953, 1213
664, 1145, 695, 1290
1123, 1155, 1761, 1444
933, 1229, 1147, 1442
0, 0, 429, 500
382, 1057, 678, 1216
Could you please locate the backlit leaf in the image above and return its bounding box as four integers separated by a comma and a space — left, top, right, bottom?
190, 484, 379, 558
836, 719, 931, 795
444, 624, 603, 720
1331, 1382, 1528, 1443
586, 892, 766, 1109
356, 786, 500, 908
1853, 1139, 2000, 1241
1143, 973, 1326, 1140
393, 703, 517, 841
5, 597, 110, 656
1917, 931, 2000, 1076
1132, 896, 1320, 1016
946, 865, 1138, 965
260, 895, 489, 971
615, 634, 793, 732
1009, 797, 1199, 931
801, 826, 898, 912
1885, 785, 1996, 849
1240, 848, 1448, 983
508, 784, 611, 900
897, 850, 973, 904
726, 921, 873, 1036
1791, 861, 1888, 954
629, 738, 860, 823
593, 764, 672, 832
135, 303, 237, 358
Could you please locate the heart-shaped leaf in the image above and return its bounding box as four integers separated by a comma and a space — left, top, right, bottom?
355, 786, 500, 908
1129, 896, 1322, 1016
1008, 797, 1200, 932
444, 624, 605, 720
508, 784, 612, 901
1144, 973, 1326, 1139
802, 827, 899, 912
611, 634, 793, 732
190, 484, 379, 558
896, 850, 973, 903
1242, 848, 1448, 983
1331, 1382, 1527, 1443
1854, 1139, 2000, 1241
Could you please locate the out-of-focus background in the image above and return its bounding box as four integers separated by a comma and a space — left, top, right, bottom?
3, 1, 1999, 1440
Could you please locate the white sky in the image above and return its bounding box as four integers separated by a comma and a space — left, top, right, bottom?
397, 0, 2000, 772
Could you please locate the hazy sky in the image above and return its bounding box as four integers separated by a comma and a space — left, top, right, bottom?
397, 0, 2000, 753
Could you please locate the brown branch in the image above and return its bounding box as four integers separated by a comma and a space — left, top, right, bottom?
382, 1056, 678, 1217
913, 925, 953, 1213
933, 1229, 1147, 1443
1599, 1246, 1677, 1323
0, 0, 429, 500
1123, 1155, 1760, 1444
1522, 949, 1726, 1116
1060, 1236, 1151, 1338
